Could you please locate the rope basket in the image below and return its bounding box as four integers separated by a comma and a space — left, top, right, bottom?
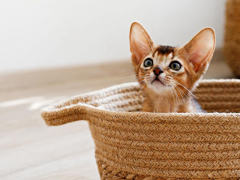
41, 79, 240, 179
224, 0, 240, 77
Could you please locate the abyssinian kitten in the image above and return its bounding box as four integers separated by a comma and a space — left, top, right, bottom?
129, 22, 216, 113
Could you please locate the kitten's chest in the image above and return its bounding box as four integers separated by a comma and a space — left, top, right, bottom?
142, 90, 191, 113
152, 97, 177, 113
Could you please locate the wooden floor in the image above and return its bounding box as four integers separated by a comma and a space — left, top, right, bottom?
0, 55, 235, 180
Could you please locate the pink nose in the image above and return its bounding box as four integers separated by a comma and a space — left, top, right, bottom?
153, 67, 163, 76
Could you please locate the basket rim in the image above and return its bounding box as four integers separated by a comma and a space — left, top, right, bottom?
41, 79, 240, 126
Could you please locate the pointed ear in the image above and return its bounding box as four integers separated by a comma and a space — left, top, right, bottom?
182, 28, 216, 73
129, 22, 154, 66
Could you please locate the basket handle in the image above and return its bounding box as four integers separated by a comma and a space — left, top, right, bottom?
41, 82, 141, 126
41, 103, 94, 126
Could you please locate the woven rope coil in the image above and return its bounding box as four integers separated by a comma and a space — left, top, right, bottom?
41, 79, 240, 179
224, 0, 240, 77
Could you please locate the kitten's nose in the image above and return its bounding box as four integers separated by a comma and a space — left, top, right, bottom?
153, 67, 163, 76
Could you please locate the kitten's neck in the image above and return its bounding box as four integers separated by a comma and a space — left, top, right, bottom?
142, 89, 194, 113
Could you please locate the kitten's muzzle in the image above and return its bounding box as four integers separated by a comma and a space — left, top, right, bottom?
152, 66, 165, 85
153, 67, 163, 76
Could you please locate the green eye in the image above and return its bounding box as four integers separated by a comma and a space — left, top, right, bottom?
169, 61, 181, 71
143, 58, 153, 67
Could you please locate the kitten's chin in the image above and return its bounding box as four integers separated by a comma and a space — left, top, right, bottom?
152, 79, 164, 86
149, 79, 169, 93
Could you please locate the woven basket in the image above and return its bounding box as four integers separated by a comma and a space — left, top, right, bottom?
41, 79, 240, 179
224, 0, 240, 77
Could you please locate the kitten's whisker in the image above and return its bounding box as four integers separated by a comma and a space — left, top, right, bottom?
166, 78, 181, 104
176, 85, 188, 101
145, 76, 152, 80
145, 76, 151, 79
166, 79, 178, 104
170, 80, 189, 104
172, 83, 186, 103
145, 75, 151, 78
136, 76, 146, 82
171, 79, 198, 99
169, 87, 176, 104
172, 87, 179, 104
170, 87, 177, 104
176, 86, 186, 103
172, 86, 180, 104
144, 75, 152, 80
145, 77, 152, 81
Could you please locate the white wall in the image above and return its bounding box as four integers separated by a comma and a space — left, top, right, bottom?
0, 0, 226, 72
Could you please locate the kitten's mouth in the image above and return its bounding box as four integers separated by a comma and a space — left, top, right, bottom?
151, 78, 164, 86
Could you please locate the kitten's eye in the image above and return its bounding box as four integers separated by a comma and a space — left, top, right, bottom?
169, 61, 181, 71
143, 58, 153, 67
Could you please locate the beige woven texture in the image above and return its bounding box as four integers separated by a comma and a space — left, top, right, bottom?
41, 79, 240, 179
224, 0, 240, 77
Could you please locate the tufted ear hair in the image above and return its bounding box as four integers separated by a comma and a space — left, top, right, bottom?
182, 28, 216, 73
129, 22, 154, 66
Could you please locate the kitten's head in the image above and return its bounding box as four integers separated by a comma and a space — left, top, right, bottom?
129, 22, 215, 94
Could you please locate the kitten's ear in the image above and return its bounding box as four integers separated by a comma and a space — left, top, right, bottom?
129, 22, 154, 66
182, 28, 216, 73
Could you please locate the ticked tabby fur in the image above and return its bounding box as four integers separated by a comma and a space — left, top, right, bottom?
129, 22, 215, 113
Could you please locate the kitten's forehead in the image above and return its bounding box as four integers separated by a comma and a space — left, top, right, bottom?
153, 45, 175, 58
150, 45, 185, 69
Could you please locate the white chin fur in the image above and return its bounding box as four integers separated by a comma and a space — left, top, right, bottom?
148, 80, 170, 93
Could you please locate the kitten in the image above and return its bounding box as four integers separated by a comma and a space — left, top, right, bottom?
129, 22, 215, 113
